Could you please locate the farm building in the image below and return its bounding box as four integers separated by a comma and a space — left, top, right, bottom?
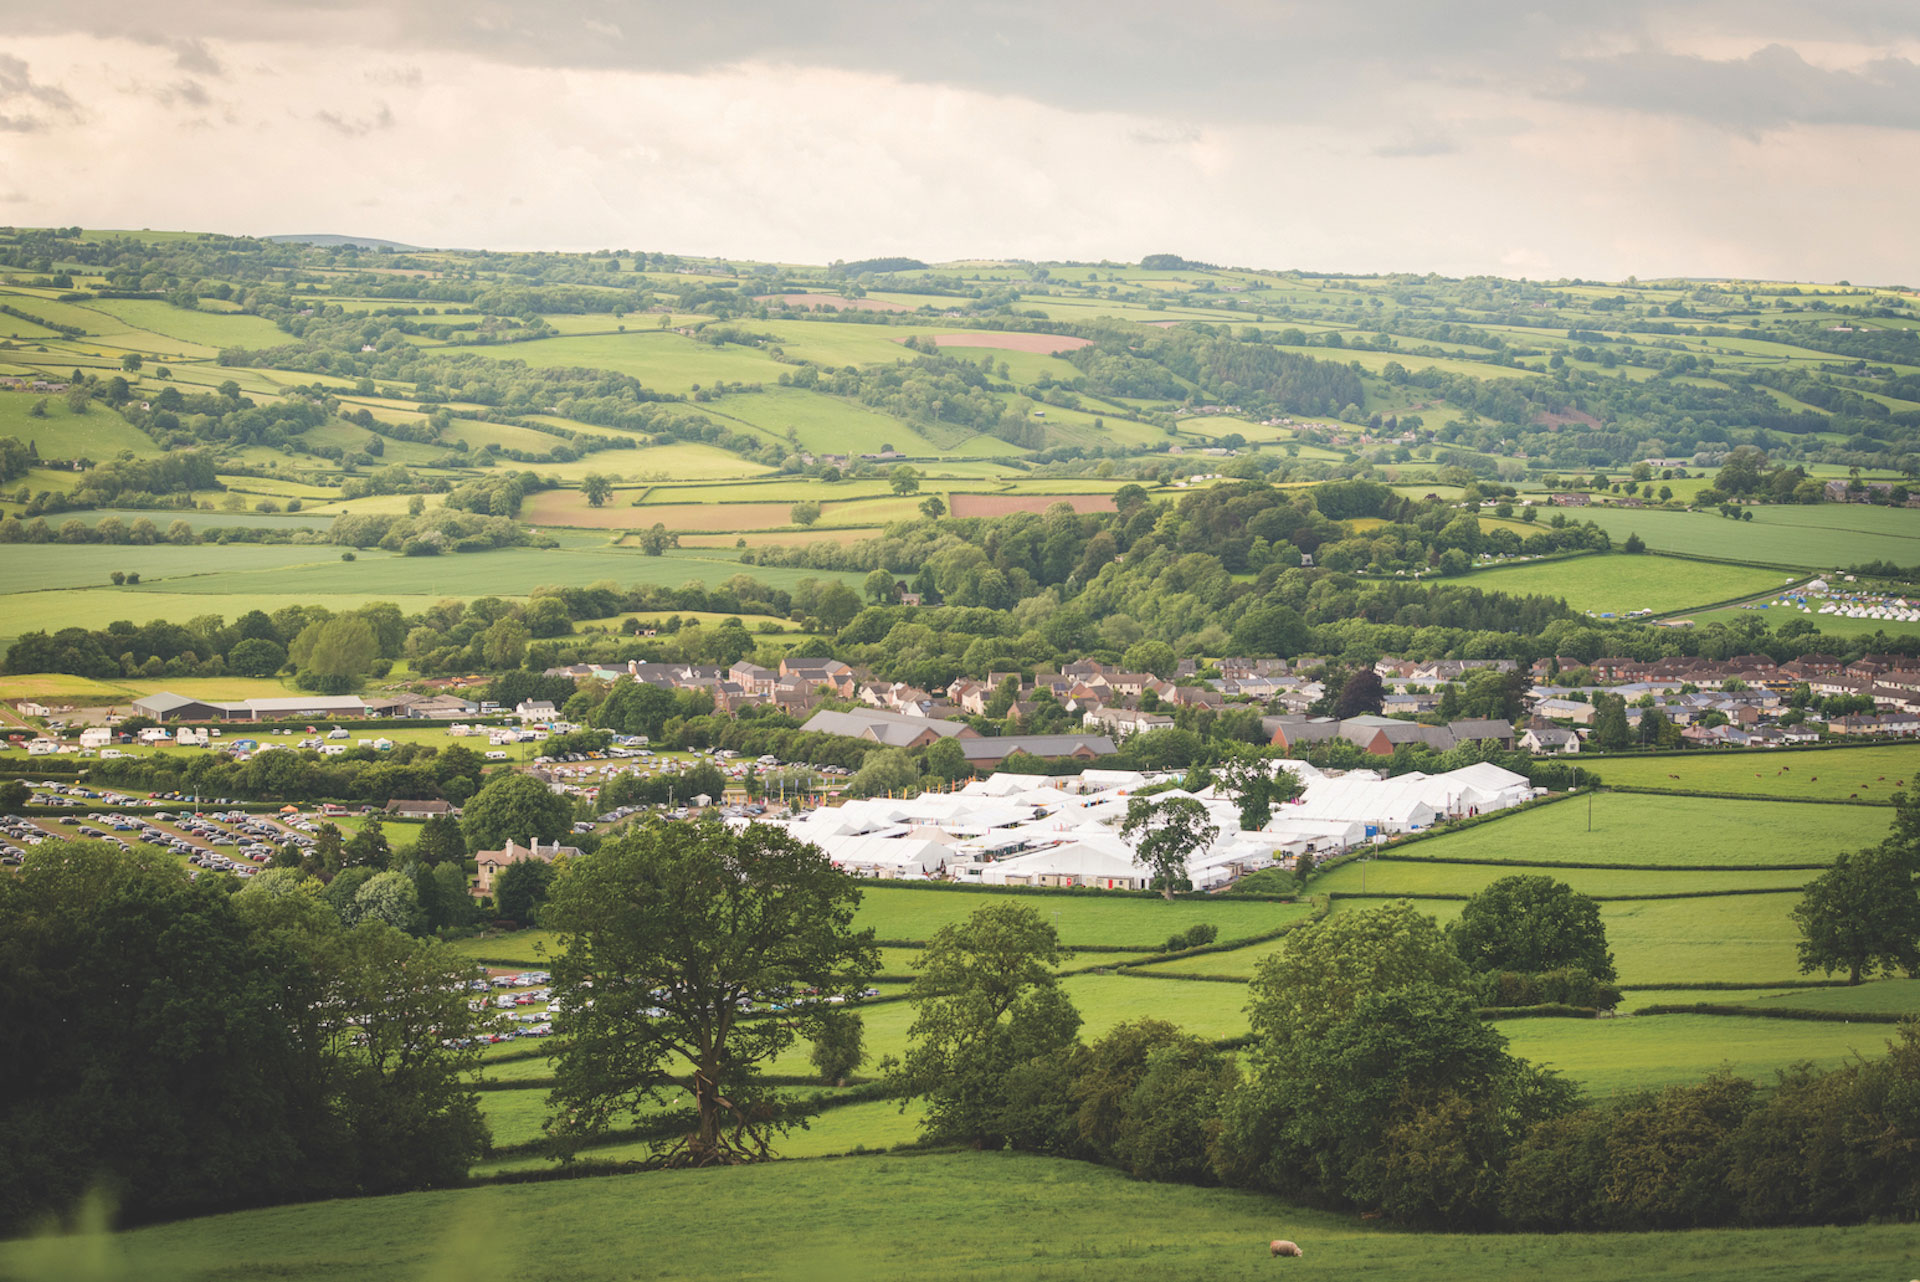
384, 799, 458, 819
131, 692, 231, 722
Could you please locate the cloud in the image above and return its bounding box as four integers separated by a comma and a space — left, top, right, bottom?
313, 102, 395, 136
0, 52, 79, 131
1555, 43, 1920, 135
130, 34, 225, 76
1373, 128, 1460, 158
365, 64, 424, 87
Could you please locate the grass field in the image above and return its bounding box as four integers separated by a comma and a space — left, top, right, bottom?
1573, 504, 1920, 568
706, 388, 947, 454
1457, 554, 1797, 615
1589, 746, 1920, 800
0, 546, 866, 646
851, 885, 1309, 948
439, 332, 787, 396
12, 1149, 1915, 1282
1352, 793, 1889, 866
1312, 862, 1815, 897
1500, 1013, 1905, 1098
0, 394, 157, 457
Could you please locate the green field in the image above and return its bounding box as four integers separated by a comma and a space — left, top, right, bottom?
1590, 746, 1920, 800
1312, 862, 1814, 897
1573, 504, 1920, 569
0, 394, 157, 458
1499, 1013, 1903, 1098
11, 1150, 1915, 1282
1353, 793, 1889, 866
1457, 553, 1797, 615
439, 332, 788, 396
851, 885, 1309, 948
0, 546, 867, 647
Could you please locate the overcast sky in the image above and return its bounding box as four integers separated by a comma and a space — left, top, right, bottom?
3, 1, 1916, 281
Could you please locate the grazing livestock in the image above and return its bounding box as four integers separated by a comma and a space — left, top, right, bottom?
1270, 1240, 1304, 1258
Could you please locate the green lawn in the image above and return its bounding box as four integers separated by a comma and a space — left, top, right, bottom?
1591, 747, 1920, 801
1362, 794, 1888, 866
1457, 554, 1796, 615
12, 1149, 1914, 1282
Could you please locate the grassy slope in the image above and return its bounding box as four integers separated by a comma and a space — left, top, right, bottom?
6, 1150, 1913, 1282
1590, 746, 1920, 800
1349, 793, 1891, 866
1456, 554, 1796, 614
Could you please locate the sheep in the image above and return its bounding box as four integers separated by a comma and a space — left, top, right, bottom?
1270, 1240, 1304, 1258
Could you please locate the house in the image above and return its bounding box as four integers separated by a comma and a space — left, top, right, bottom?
799, 708, 976, 750
515, 700, 558, 724
473, 837, 582, 899
1520, 726, 1580, 755
779, 657, 857, 697
1083, 707, 1175, 739
958, 734, 1118, 769
385, 798, 458, 819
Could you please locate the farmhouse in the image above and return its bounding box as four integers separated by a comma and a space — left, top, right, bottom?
1520, 726, 1580, 754
473, 837, 581, 899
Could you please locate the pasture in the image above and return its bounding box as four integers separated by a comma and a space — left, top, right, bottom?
1499, 1013, 1903, 1099
439, 333, 786, 396
12, 1150, 1915, 1282
851, 884, 1309, 949
1456, 553, 1797, 615
1354, 793, 1889, 867
1589, 745, 1920, 801
1572, 504, 1920, 569
0, 394, 157, 458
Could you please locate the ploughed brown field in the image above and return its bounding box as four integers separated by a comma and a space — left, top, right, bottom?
949, 493, 1116, 517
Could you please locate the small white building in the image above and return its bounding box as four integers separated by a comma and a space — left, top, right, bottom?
79, 727, 112, 749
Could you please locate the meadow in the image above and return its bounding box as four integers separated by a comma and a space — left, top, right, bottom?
1348, 792, 1890, 867
1456, 553, 1797, 615
1572, 504, 1920, 569
0, 545, 868, 647
1497, 1013, 1904, 1098
1589, 745, 1920, 800
851, 883, 1308, 948
9, 1150, 1915, 1282
0, 393, 156, 457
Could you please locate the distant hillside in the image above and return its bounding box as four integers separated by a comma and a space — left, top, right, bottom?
266, 233, 425, 251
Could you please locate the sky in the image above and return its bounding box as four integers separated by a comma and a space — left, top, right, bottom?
2, 1, 1917, 282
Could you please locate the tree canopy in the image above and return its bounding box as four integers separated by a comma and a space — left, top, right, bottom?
544, 820, 877, 1164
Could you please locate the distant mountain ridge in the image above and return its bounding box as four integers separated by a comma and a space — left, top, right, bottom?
266, 233, 426, 251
